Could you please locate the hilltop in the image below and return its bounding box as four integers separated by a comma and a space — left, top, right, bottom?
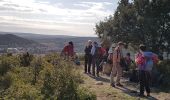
0, 34, 38, 47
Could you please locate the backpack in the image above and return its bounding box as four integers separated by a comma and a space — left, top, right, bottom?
135, 52, 155, 71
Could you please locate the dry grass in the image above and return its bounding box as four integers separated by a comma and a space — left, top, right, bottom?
77, 65, 170, 100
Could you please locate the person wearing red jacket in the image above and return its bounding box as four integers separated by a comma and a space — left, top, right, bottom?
61, 41, 74, 60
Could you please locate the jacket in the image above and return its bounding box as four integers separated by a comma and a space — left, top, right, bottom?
84, 45, 92, 55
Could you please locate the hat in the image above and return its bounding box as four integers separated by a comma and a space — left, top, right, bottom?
88, 40, 92, 43
118, 41, 124, 46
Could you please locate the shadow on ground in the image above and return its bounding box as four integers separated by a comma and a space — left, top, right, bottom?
86, 73, 159, 100
115, 86, 158, 100
87, 74, 110, 83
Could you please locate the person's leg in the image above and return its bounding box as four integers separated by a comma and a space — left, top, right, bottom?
145, 71, 151, 96
116, 64, 123, 85
88, 54, 92, 73
139, 70, 145, 95
92, 56, 96, 76
96, 58, 101, 77
110, 64, 117, 86
84, 55, 88, 73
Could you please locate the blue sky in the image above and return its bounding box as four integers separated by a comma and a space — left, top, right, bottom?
0, 0, 119, 36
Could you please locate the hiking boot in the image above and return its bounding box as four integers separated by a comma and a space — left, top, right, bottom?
116, 83, 123, 87
111, 83, 115, 87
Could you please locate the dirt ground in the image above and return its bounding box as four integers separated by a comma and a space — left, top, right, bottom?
79, 66, 170, 100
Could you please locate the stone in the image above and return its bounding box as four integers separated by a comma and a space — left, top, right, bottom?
95, 81, 103, 85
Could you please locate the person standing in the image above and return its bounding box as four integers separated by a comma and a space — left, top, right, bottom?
61, 41, 74, 60
84, 40, 92, 74
91, 41, 99, 77
110, 42, 124, 87
135, 44, 158, 97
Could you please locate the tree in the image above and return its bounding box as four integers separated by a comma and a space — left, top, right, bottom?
95, 0, 170, 54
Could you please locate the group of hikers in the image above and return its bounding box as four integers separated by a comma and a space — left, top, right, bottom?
61, 40, 159, 97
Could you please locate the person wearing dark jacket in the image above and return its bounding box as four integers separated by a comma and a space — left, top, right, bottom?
84, 40, 92, 74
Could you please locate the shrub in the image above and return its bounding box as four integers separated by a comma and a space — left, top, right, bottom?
0, 56, 20, 76
0, 73, 12, 89
3, 84, 42, 99
19, 52, 33, 67
0, 53, 96, 100
156, 60, 170, 87
31, 57, 44, 85
157, 60, 170, 76
41, 55, 81, 100
77, 87, 96, 100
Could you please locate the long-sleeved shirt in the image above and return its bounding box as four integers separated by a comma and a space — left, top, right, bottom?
91, 44, 98, 56
91, 46, 96, 56
113, 47, 123, 63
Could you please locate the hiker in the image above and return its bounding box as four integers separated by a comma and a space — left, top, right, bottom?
96, 44, 106, 74
91, 41, 100, 77
135, 44, 158, 97
84, 40, 93, 74
110, 42, 125, 87
103, 44, 116, 76
61, 41, 74, 60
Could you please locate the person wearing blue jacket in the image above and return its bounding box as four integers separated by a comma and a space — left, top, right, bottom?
91, 41, 99, 77
136, 45, 155, 97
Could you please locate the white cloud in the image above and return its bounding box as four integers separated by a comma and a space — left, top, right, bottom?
0, 0, 116, 36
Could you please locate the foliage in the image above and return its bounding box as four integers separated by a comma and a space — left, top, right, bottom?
157, 60, 170, 76
95, 0, 170, 54
0, 53, 96, 100
77, 87, 96, 100
156, 60, 170, 87
0, 55, 20, 76
19, 52, 33, 67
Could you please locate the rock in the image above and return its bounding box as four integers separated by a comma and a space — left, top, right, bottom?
95, 81, 103, 85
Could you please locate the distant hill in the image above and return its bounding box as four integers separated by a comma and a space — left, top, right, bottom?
0, 34, 38, 47
0, 32, 77, 39
0, 32, 100, 52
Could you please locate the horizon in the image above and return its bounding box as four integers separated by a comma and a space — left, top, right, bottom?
0, 31, 98, 37
0, 0, 119, 37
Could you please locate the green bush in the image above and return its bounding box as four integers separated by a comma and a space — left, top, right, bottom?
77, 87, 96, 100
3, 84, 42, 99
0, 53, 96, 100
156, 60, 170, 87
31, 57, 44, 85
157, 60, 170, 76
41, 54, 81, 100
19, 52, 34, 67
0, 73, 12, 89
0, 56, 20, 76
